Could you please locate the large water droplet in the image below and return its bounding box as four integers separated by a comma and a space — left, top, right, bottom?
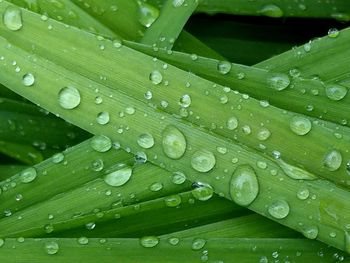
137, 1, 159, 28
302, 226, 318, 239
90, 135, 112, 152
149, 70, 163, 85
164, 194, 182, 207
58, 86, 81, 109
192, 182, 214, 201
3, 6, 23, 31
323, 149, 342, 171
226, 116, 238, 130
217, 61, 232, 75
191, 149, 216, 173
140, 236, 159, 248
22, 73, 35, 86
289, 116, 312, 136
277, 159, 316, 180
259, 4, 283, 18
325, 84, 348, 101
96, 112, 110, 125
268, 73, 290, 91
44, 241, 59, 255
229, 165, 259, 206
268, 200, 290, 219
162, 125, 186, 159
137, 133, 155, 149
20, 167, 37, 183
104, 166, 133, 186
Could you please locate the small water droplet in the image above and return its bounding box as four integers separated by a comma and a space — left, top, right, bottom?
20, 167, 37, 183
217, 61, 232, 75
164, 194, 182, 207
137, 133, 155, 149
149, 70, 163, 85
172, 171, 186, 184
289, 116, 312, 136
268, 200, 290, 219
289, 68, 301, 78
149, 182, 163, 192
323, 149, 342, 171
144, 90, 153, 100
242, 125, 251, 134
277, 159, 316, 180
168, 237, 180, 246
22, 73, 35, 86
328, 28, 339, 38
268, 73, 290, 91
104, 166, 133, 187
96, 112, 110, 125
192, 238, 206, 250
77, 237, 89, 245
179, 94, 191, 108
297, 188, 310, 200
44, 241, 59, 255
259, 4, 283, 17
140, 236, 159, 248
192, 182, 214, 201
257, 127, 271, 141
229, 165, 259, 206
325, 84, 348, 101
52, 153, 64, 164
162, 125, 186, 159
90, 135, 112, 152
302, 226, 318, 239
85, 222, 96, 230
227, 116, 238, 130
125, 106, 135, 115
191, 149, 216, 173
3, 6, 23, 31
58, 86, 81, 109
91, 159, 104, 171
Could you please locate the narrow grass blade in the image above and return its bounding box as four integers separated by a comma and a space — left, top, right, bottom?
1, 3, 350, 251
0, 238, 346, 262
0, 141, 43, 164
141, 0, 198, 49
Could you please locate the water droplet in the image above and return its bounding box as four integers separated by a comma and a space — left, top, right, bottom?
257, 161, 267, 170
302, 226, 318, 239
149, 182, 163, 192
323, 149, 342, 171
325, 84, 347, 101
277, 159, 316, 180
135, 151, 148, 163
125, 106, 135, 115
137, 133, 155, 149
144, 91, 153, 100
137, 1, 159, 27
52, 153, 64, 164
268, 73, 290, 91
20, 167, 37, 183
328, 28, 339, 38
227, 116, 238, 130
217, 61, 232, 75
162, 125, 186, 159
191, 149, 216, 173
77, 237, 89, 245
192, 182, 214, 201
164, 194, 182, 207
96, 111, 110, 125
58, 86, 81, 109
44, 241, 59, 255
22, 73, 35, 86
0, 239, 4, 248
149, 70, 163, 85
229, 165, 259, 206
242, 125, 251, 135
90, 135, 112, 152
3, 6, 23, 31
297, 188, 310, 200
172, 171, 186, 184
192, 238, 206, 250
91, 159, 104, 171
259, 100, 269, 108
304, 42, 311, 52
85, 222, 96, 230
257, 127, 271, 141
259, 4, 283, 18
179, 94, 191, 108
104, 166, 133, 187
172, 0, 185, 7
140, 236, 159, 248
268, 200, 290, 219
216, 146, 227, 154
289, 116, 312, 136
289, 68, 301, 78
168, 237, 180, 246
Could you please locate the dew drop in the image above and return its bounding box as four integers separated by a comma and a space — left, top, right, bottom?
58, 86, 81, 110
289, 116, 312, 136
325, 84, 348, 101
191, 182, 214, 201
125, 106, 135, 115
259, 4, 283, 17
164, 194, 182, 207
172, 171, 186, 185
328, 28, 339, 38
323, 149, 342, 171
140, 236, 159, 248
20, 167, 37, 183
44, 241, 59, 255
162, 125, 186, 159
104, 166, 132, 187
90, 135, 112, 152
96, 111, 110, 125
22, 73, 35, 86
229, 165, 259, 206
268, 73, 290, 91
217, 61, 232, 75
137, 133, 155, 149
268, 200, 290, 219
192, 238, 206, 250
3, 6, 23, 31
52, 153, 64, 164
226, 116, 238, 130
191, 149, 216, 173
277, 159, 316, 180
144, 91, 153, 100
302, 226, 318, 239
179, 94, 191, 108
149, 182, 163, 192
91, 159, 104, 172
77, 237, 89, 245
297, 188, 310, 200
149, 70, 163, 85
168, 237, 180, 246
257, 127, 271, 141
